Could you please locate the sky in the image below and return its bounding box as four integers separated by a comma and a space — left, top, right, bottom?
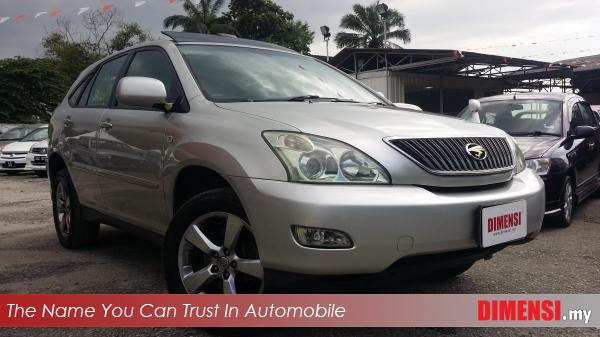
1, 0, 600, 63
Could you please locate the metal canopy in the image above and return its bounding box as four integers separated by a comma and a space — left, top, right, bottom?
328, 48, 575, 92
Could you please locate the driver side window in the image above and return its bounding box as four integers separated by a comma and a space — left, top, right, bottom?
570, 103, 584, 132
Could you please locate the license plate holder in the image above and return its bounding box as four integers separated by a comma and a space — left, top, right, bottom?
480, 200, 527, 248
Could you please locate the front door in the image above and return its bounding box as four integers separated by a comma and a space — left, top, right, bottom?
569, 101, 600, 193
95, 47, 187, 233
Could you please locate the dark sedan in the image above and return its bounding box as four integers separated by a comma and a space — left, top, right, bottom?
460, 93, 600, 227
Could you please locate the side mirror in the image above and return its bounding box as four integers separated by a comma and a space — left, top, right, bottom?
115, 76, 171, 111
468, 99, 481, 113
572, 125, 595, 139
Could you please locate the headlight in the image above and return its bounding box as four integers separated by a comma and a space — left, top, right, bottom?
263, 131, 390, 184
526, 158, 550, 175
507, 136, 526, 174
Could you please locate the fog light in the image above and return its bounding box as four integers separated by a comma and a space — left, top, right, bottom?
291, 225, 353, 249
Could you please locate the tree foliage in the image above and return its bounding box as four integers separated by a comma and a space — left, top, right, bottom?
163, 0, 235, 34
225, 0, 314, 54
164, 0, 314, 54
335, 2, 411, 49
42, 9, 150, 83
0, 58, 69, 123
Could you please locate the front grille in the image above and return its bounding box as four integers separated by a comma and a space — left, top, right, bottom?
1, 152, 27, 156
387, 137, 514, 175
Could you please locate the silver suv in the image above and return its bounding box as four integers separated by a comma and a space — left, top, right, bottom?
49, 32, 545, 294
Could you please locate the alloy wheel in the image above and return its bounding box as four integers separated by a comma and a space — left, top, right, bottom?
564, 182, 573, 223
177, 212, 263, 294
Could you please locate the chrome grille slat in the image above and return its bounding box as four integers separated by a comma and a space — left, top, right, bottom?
388, 137, 514, 175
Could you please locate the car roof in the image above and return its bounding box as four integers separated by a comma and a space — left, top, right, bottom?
478, 92, 583, 103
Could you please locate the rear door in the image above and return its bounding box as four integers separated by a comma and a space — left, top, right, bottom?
63, 54, 129, 209
95, 47, 187, 232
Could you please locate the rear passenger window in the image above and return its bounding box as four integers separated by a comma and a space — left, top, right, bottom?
121, 49, 185, 109
87, 55, 127, 107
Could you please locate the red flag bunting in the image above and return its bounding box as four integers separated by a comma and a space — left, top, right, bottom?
101, 3, 113, 13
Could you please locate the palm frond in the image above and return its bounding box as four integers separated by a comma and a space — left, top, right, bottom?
182, 0, 201, 16
210, 0, 226, 16
334, 32, 364, 48
163, 15, 187, 29
387, 28, 411, 43
339, 13, 368, 33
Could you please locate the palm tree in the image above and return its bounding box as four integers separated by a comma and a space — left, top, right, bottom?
335, 2, 411, 49
163, 0, 233, 34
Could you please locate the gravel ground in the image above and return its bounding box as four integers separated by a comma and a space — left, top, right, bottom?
0, 173, 599, 337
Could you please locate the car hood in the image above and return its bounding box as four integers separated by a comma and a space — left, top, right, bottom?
513, 136, 561, 159
1, 141, 38, 153
216, 102, 508, 139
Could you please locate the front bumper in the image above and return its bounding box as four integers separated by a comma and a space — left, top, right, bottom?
0, 155, 27, 171
231, 169, 545, 275
25, 152, 47, 171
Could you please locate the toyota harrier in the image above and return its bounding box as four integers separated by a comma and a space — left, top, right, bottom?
48, 32, 545, 294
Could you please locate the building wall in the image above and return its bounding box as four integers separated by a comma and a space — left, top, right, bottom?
356, 70, 505, 114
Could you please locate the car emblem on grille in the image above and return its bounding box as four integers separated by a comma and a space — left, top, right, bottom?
465, 143, 487, 160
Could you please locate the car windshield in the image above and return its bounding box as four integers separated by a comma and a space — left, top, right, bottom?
178, 45, 385, 104
20, 128, 48, 142
0, 127, 33, 140
460, 100, 563, 136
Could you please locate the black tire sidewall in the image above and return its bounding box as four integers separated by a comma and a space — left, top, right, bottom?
164, 188, 249, 294
554, 176, 574, 228
51, 168, 99, 248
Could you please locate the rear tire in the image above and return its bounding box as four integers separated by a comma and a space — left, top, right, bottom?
51, 168, 100, 248
551, 177, 574, 228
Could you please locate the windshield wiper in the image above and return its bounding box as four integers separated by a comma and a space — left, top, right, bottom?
511, 131, 561, 137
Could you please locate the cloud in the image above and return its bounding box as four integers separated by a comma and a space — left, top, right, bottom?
0, 0, 599, 62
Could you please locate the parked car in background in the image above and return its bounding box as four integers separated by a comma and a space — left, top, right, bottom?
460, 93, 600, 227
0, 125, 39, 149
0, 126, 48, 175
25, 139, 49, 177
48, 33, 545, 294
0, 124, 22, 135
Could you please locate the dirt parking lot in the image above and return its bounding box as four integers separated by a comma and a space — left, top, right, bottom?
0, 173, 599, 337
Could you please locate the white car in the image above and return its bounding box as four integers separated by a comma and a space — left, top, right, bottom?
25, 139, 48, 177
0, 126, 48, 175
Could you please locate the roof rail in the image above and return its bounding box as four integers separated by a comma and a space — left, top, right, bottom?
160, 31, 294, 52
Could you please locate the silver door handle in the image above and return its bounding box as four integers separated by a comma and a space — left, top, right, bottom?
99, 121, 113, 130
63, 118, 73, 127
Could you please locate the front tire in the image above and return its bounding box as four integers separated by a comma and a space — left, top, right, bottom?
551, 177, 574, 228
51, 168, 100, 248
164, 188, 264, 294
